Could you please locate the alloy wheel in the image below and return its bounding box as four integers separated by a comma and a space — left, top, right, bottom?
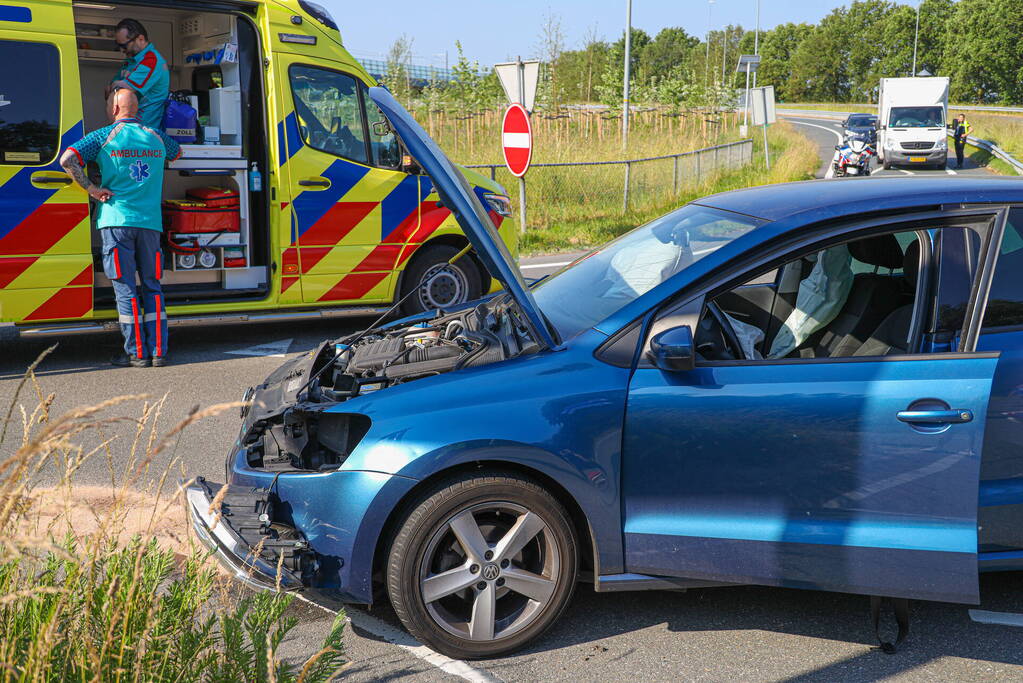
419, 502, 560, 642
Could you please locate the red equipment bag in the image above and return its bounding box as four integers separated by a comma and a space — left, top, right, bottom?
186, 186, 240, 209
162, 186, 240, 234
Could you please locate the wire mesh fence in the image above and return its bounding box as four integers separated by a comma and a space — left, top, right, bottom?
466, 139, 754, 233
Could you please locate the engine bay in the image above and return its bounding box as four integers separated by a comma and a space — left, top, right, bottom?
239, 297, 541, 472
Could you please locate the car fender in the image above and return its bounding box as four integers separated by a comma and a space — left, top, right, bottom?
335, 339, 629, 576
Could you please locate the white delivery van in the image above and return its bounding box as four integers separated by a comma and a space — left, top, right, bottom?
877, 76, 950, 170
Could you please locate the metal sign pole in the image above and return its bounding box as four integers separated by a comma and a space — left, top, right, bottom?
517, 56, 528, 234
761, 88, 771, 170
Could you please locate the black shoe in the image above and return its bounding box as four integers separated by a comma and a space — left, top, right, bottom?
111, 353, 150, 368
151, 356, 167, 367
957, 164, 963, 169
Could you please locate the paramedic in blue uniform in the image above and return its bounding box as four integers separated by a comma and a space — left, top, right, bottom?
60, 89, 181, 367
106, 18, 170, 131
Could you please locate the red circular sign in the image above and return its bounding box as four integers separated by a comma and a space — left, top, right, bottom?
501, 103, 532, 177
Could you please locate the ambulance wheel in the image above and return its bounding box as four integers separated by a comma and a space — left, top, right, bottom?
400, 244, 483, 315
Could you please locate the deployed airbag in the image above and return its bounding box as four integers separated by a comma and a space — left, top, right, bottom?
768, 245, 854, 358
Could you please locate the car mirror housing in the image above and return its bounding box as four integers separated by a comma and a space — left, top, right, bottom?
649, 325, 696, 372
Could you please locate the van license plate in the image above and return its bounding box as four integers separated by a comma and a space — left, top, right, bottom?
910, 156, 927, 163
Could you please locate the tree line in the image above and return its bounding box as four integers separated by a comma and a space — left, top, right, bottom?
381, 0, 1023, 112
550, 0, 1023, 106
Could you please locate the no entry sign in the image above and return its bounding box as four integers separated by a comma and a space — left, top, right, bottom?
502, 103, 532, 177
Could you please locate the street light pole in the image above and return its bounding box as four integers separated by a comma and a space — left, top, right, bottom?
623, 0, 632, 150
752, 0, 761, 88
912, 1, 921, 75
705, 0, 714, 85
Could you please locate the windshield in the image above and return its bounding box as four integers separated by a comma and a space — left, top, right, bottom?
531, 205, 763, 339
848, 115, 874, 127
889, 106, 944, 128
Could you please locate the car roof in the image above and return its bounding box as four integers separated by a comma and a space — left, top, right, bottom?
694, 176, 1023, 224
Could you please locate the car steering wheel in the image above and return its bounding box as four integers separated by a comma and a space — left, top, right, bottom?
700, 301, 746, 360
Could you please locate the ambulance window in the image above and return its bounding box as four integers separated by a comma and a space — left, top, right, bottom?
0, 40, 60, 165
289, 65, 368, 164
366, 99, 400, 169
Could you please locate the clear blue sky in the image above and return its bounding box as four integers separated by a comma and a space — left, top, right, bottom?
321, 1, 921, 67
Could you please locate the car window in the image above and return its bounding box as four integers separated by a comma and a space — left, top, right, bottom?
696, 228, 927, 362
982, 208, 1023, 329
532, 205, 763, 340
0, 40, 60, 165
889, 106, 944, 128
364, 94, 401, 169
289, 65, 368, 164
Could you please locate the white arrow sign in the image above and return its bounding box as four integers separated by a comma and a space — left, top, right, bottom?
0, 95, 10, 108
225, 339, 293, 358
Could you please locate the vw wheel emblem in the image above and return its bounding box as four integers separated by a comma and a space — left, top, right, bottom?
482, 563, 500, 580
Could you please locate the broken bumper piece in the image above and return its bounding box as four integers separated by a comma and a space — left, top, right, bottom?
184, 477, 305, 592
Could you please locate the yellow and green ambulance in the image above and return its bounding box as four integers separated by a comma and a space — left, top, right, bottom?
0, 0, 512, 339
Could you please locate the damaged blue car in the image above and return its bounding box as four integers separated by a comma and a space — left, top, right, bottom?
187, 87, 1023, 659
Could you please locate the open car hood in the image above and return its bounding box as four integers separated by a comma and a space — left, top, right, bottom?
368, 87, 558, 349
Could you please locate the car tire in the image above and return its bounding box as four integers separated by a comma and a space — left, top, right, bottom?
386, 472, 578, 659
399, 244, 483, 316
882, 158, 892, 170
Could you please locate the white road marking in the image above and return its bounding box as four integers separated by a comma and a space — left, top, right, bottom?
225, 339, 293, 358
789, 119, 844, 143
294, 594, 502, 683
788, 120, 842, 180
520, 261, 571, 270
969, 610, 1023, 628
946, 167, 958, 175
898, 169, 914, 176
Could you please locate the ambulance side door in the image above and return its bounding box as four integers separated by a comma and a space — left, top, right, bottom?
0, 3, 92, 323
275, 56, 418, 305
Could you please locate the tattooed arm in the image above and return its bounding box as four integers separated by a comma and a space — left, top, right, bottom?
60, 148, 113, 202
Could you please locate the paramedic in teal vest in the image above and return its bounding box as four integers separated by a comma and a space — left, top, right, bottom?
107, 18, 170, 131
61, 89, 181, 368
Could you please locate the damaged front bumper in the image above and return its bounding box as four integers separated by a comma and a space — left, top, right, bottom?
184, 477, 306, 592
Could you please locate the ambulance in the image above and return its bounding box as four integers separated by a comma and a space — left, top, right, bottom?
0, 0, 513, 339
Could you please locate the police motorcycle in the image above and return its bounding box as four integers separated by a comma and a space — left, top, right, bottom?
832, 133, 875, 177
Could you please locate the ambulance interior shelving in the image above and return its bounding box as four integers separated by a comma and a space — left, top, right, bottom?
73, 2, 270, 304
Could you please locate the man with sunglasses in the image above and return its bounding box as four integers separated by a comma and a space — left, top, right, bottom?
107, 18, 169, 132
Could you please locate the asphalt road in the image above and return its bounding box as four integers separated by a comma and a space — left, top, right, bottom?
4, 142, 1021, 680
781, 114, 993, 180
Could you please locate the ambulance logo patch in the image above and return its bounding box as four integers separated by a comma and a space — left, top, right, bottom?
129, 160, 150, 182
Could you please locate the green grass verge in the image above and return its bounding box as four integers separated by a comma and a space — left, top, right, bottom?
521, 121, 820, 255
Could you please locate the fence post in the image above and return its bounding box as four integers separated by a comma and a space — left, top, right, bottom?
623, 161, 631, 212
490, 166, 496, 182
696, 150, 702, 185
714, 146, 719, 173
672, 155, 679, 194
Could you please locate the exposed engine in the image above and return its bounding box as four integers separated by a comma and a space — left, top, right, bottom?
318, 300, 536, 401
238, 298, 540, 473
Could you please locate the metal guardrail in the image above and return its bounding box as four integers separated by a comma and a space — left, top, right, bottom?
784, 103, 1023, 114
778, 109, 1023, 175
466, 139, 754, 219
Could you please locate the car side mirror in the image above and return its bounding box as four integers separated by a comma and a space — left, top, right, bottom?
648, 325, 695, 372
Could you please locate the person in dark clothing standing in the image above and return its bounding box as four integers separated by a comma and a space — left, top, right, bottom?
951, 113, 971, 169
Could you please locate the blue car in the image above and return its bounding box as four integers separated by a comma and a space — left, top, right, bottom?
187, 87, 1023, 659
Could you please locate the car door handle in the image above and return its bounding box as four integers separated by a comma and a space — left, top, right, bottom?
896, 409, 973, 424
298, 179, 330, 188
30, 173, 72, 185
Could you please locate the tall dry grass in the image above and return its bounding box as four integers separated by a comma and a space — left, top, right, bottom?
0, 346, 346, 681
426, 107, 744, 166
